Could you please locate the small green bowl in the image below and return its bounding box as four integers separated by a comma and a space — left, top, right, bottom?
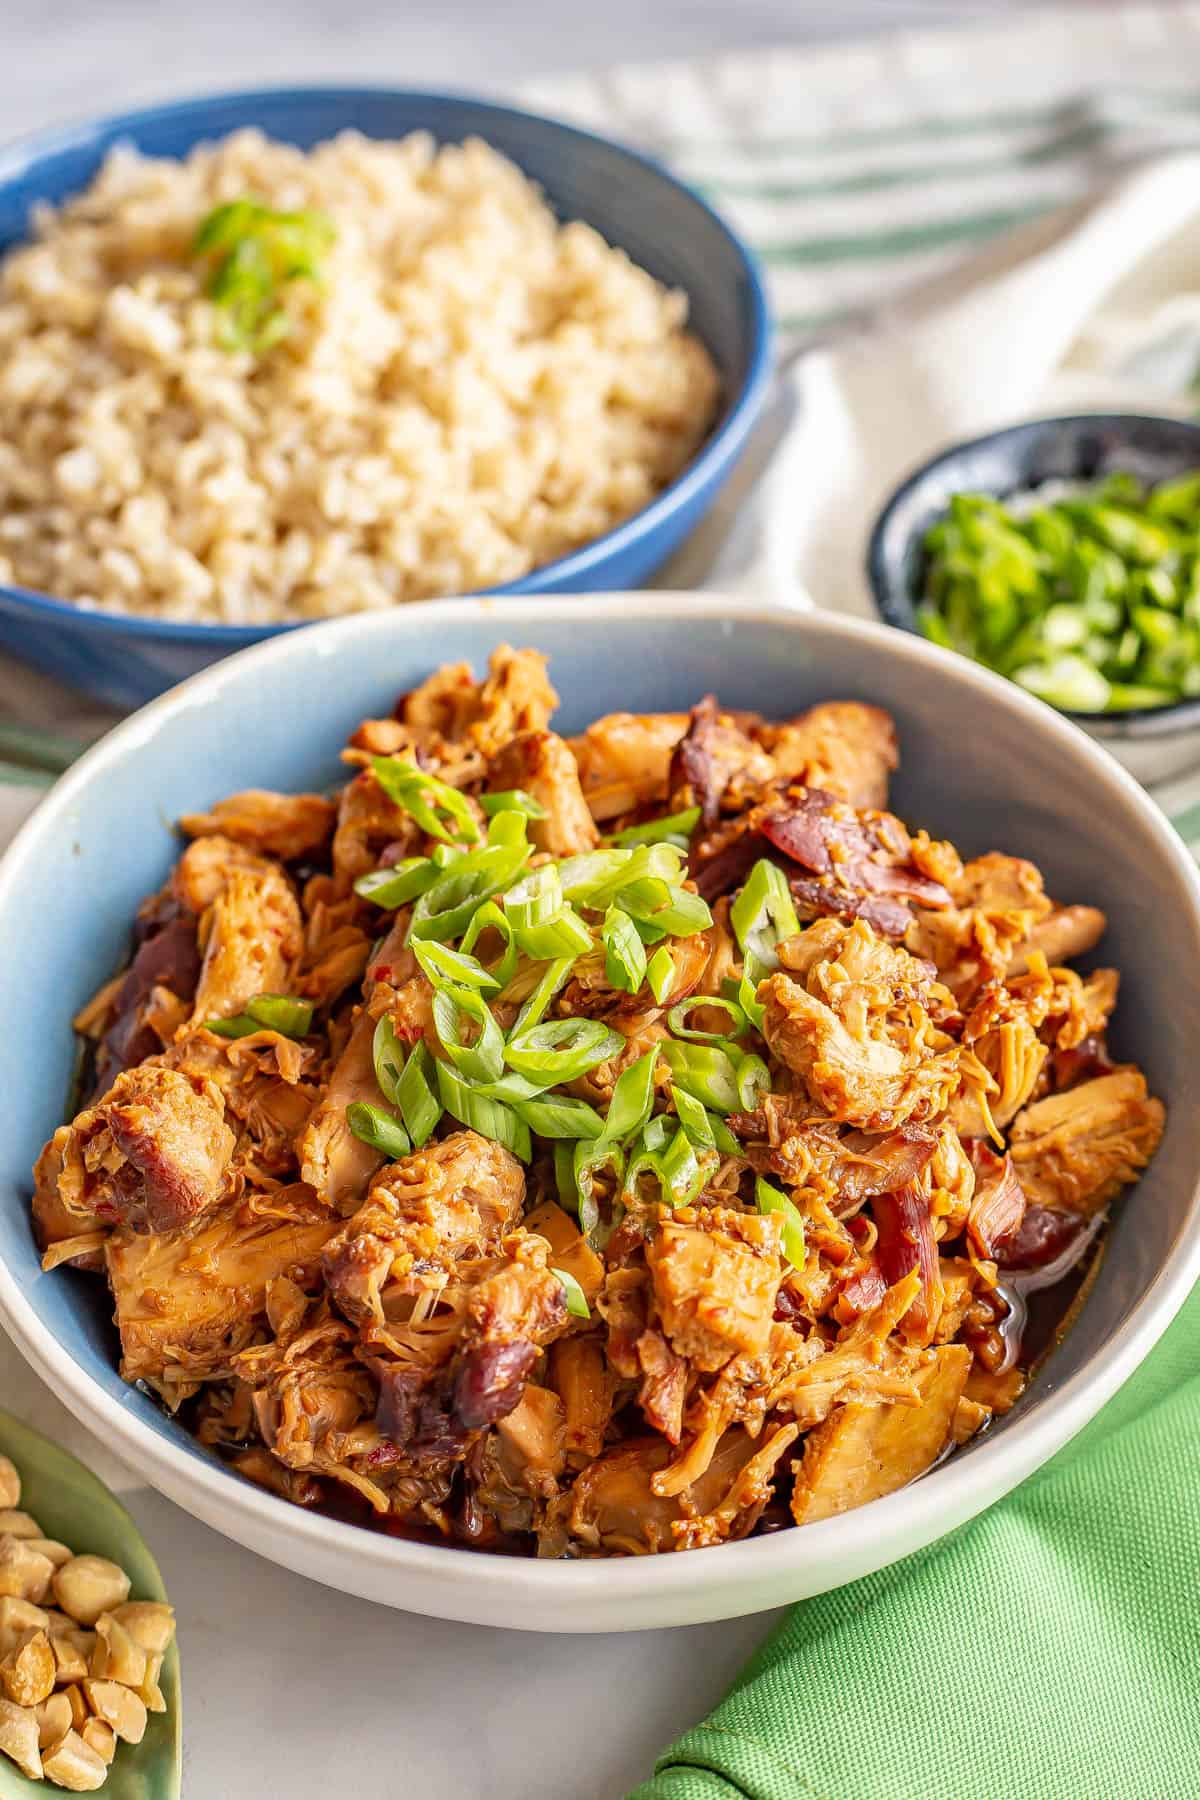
0, 1410, 181, 1800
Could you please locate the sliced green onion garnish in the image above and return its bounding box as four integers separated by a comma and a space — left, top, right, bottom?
431, 985, 505, 1084
732, 859, 801, 974
395, 1041, 441, 1148
510, 956, 575, 1036
512, 1094, 606, 1141
570, 1137, 626, 1240
560, 843, 681, 910
346, 1100, 411, 1161
671, 1086, 741, 1157
551, 1266, 590, 1319
513, 905, 595, 961
733, 1051, 771, 1111
755, 1176, 806, 1270
658, 1039, 741, 1114
354, 857, 438, 910
667, 994, 748, 1042
459, 899, 519, 988
617, 877, 712, 938
609, 807, 701, 848
412, 939, 501, 993
193, 198, 335, 354
505, 1016, 624, 1084
481, 789, 548, 820
435, 1060, 531, 1162
408, 825, 530, 942
646, 945, 676, 1004
205, 993, 314, 1040
623, 1122, 715, 1209
370, 755, 480, 846
504, 865, 563, 931
601, 1047, 659, 1142
601, 904, 647, 995
372, 1013, 406, 1108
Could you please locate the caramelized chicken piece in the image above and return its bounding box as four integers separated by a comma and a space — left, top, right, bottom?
466, 1384, 567, 1539
1008, 1069, 1165, 1215
760, 788, 951, 939
106, 1188, 337, 1404
330, 767, 421, 895
189, 865, 303, 1028
299, 1010, 388, 1210
667, 694, 776, 828
790, 1343, 970, 1524
36, 1064, 235, 1238
906, 853, 1081, 1001
171, 833, 281, 915
568, 712, 689, 821
756, 702, 898, 810
178, 790, 336, 862
1009, 904, 1106, 975
645, 1207, 783, 1373
523, 1201, 605, 1305
468, 646, 560, 757
548, 1337, 616, 1465
770, 1270, 923, 1429
323, 1130, 527, 1323
487, 731, 599, 857
763, 920, 958, 1130
966, 1143, 1027, 1259
547, 1422, 797, 1556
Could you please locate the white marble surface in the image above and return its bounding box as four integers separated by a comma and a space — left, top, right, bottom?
0, 4, 1104, 1796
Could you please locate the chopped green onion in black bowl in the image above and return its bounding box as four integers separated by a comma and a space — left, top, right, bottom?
866, 413, 1200, 738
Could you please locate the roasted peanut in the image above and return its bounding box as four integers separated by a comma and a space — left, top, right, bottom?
0, 1510, 42, 1540
0, 1459, 19, 1511
60, 1683, 88, 1732
0, 1536, 55, 1603
110, 1600, 175, 1655
35, 1689, 73, 1749
53, 1556, 131, 1627
42, 1727, 108, 1791
50, 1630, 93, 1685
28, 1537, 73, 1569
0, 1693, 42, 1779
80, 1716, 116, 1766
91, 1613, 146, 1687
1, 1628, 56, 1707
138, 1651, 166, 1714
82, 1679, 147, 1745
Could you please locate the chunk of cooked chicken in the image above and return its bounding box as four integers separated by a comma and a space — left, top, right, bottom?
545, 1424, 794, 1556
36, 1064, 235, 1237
645, 1207, 783, 1373
756, 701, 898, 810
170, 833, 282, 915
790, 1343, 970, 1525
763, 920, 958, 1130
760, 788, 953, 940
1008, 1069, 1165, 1215
667, 694, 777, 828
299, 1009, 389, 1211
106, 1189, 337, 1404
568, 712, 689, 821
330, 767, 422, 895
1008, 904, 1106, 975
189, 865, 303, 1028
487, 731, 599, 857
178, 790, 336, 862
322, 1130, 527, 1323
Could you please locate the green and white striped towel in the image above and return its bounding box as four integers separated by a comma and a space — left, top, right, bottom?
6, 1, 1200, 854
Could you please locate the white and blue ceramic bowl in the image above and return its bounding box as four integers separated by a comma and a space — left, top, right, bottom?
0, 89, 771, 708
1, 596, 1197, 1632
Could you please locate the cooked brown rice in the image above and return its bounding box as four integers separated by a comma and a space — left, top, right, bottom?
0, 129, 720, 622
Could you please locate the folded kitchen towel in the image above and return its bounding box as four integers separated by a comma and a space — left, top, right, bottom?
631, 1278, 1200, 1800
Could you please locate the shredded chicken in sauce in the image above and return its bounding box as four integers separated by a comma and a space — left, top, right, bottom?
32, 649, 1165, 1556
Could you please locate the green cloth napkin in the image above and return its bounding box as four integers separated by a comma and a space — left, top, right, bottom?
633, 1282, 1200, 1800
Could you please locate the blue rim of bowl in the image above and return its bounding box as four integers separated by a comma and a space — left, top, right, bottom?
865, 411, 1200, 741
0, 84, 774, 646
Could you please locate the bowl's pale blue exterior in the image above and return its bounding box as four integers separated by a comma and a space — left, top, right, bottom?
0, 88, 771, 708
2, 599, 1199, 1594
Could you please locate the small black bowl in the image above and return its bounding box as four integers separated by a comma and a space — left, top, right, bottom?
866, 412, 1200, 741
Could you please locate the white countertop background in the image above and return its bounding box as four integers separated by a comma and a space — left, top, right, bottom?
0, 4, 1121, 1796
